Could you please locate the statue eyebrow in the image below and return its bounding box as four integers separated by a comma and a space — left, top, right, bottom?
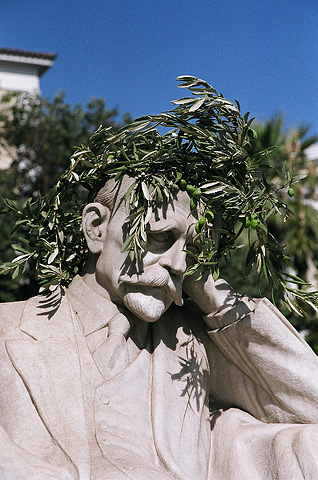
147, 220, 180, 232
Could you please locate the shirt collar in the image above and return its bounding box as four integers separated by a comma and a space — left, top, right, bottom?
67, 275, 121, 336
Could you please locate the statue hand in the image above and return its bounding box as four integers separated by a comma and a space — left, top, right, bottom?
183, 269, 255, 331
182, 270, 236, 316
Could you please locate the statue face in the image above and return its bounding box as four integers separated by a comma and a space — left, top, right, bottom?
95, 191, 199, 322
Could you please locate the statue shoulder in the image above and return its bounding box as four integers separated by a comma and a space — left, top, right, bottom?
0, 289, 67, 334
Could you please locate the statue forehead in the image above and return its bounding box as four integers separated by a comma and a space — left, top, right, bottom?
110, 187, 192, 223
97, 177, 193, 221
150, 191, 193, 223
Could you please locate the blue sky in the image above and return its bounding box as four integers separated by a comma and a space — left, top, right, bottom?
1, 0, 318, 135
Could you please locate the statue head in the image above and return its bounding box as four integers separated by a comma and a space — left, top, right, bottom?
82, 177, 200, 323
4, 75, 296, 315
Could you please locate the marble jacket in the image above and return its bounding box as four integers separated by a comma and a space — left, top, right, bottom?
1, 278, 318, 480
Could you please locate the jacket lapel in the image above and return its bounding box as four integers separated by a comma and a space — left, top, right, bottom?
151, 306, 211, 480
6, 290, 91, 480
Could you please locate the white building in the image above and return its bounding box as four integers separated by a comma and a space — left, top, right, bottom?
0, 47, 56, 94
0, 47, 56, 169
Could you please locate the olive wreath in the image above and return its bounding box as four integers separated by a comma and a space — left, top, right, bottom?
1, 75, 318, 315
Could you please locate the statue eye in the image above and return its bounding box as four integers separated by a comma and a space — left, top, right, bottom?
148, 231, 170, 244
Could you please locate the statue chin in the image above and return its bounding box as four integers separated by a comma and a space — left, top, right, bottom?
123, 288, 171, 323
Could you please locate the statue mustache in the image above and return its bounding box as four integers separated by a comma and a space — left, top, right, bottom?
119, 266, 184, 307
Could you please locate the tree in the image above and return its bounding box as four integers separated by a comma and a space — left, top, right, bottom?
1, 78, 318, 352
220, 115, 318, 351
0, 91, 131, 302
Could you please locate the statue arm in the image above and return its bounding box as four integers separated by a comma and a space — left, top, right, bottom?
183, 275, 318, 424
207, 296, 318, 423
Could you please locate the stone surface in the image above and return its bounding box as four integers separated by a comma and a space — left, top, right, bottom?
1, 182, 318, 479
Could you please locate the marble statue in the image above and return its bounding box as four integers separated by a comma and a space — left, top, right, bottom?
1, 178, 318, 480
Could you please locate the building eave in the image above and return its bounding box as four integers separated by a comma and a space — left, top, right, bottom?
0, 48, 56, 76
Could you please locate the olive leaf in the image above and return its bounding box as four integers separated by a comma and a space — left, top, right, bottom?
1, 75, 318, 315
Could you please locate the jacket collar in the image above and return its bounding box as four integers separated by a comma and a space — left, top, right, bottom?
67, 275, 121, 336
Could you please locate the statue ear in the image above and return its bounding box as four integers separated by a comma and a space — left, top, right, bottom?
82, 202, 110, 255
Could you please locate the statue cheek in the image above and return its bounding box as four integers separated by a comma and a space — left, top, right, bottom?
142, 251, 164, 267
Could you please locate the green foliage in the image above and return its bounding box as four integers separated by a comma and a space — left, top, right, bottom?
0, 90, 131, 300
1, 75, 318, 317
221, 115, 318, 350
0, 91, 132, 197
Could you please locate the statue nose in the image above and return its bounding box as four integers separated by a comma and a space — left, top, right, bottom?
158, 240, 187, 276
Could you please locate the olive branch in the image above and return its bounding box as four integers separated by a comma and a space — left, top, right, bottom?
1, 75, 318, 315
